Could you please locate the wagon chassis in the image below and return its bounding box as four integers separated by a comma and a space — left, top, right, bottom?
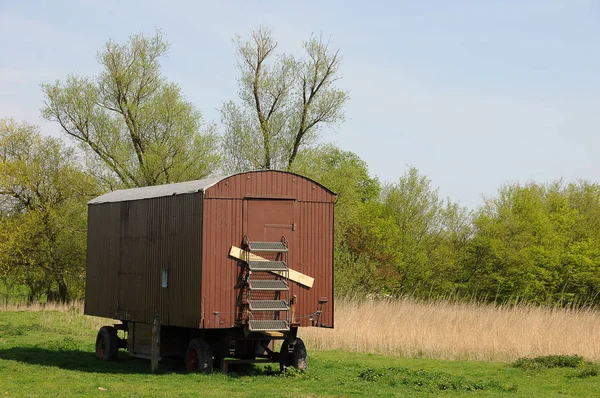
95, 320, 305, 373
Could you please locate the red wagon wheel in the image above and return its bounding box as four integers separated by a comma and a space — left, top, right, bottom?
95, 326, 119, 361
185, 338, 213, 373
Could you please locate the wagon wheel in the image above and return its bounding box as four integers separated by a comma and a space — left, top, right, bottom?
279, 338, 307, 371
186, 337, 213, 373
95, 326, 119, 361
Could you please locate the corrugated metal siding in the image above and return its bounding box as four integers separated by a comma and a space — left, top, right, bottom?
202, 172, 335, 329
117, 200, 149, 321
287, 201, 334, 327
204, 171, 335, 203
84, 203, 120, 317
145, 194, 204, 328
85, 193, 204, 329
201, 198, 243, 328
175, 193, 204, 328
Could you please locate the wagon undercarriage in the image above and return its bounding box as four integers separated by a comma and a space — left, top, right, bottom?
95, 321, 307, 373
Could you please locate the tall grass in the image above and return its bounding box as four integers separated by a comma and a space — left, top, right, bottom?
300, 298, 600, 362
3, 297, 600, 362
1, 300, 85, 312
1, 300, 109, 333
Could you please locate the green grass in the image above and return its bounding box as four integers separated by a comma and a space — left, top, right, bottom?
1, 310, 599, 397
512, 355, 587, 371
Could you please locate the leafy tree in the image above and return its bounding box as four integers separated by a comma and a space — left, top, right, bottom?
466, 184, 556, 303
345, 167, 473, 297
466, 181, 600, 305
221, 26, 349, 172
565, 181, 600, 242
377, 167, 445, 292
0, 119, 96, 302
560, 182, 600, 303
428, 201, 474, 295
290, 143, 379, 222
290, 144, 381, 296
42, 31, 220, 189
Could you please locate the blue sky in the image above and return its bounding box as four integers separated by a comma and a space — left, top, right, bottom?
1, 1, 599, 208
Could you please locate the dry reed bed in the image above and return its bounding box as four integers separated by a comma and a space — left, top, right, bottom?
300, 299, 600, 362
1, 300, 109, 333
1, 300, 85, 312
3, 299, 600, 362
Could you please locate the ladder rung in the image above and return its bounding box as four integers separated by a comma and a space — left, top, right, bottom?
248, 300, 289, 311
248, 280, 288, 291
247, 241, 288, 252
248, 320, 289, 332
248, 261, 288, 271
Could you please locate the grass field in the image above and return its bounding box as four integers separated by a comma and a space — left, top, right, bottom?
1, 301, 599, 397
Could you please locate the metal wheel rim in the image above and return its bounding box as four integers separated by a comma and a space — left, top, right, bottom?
188, 347, 199, 371
96, 334, 106, 358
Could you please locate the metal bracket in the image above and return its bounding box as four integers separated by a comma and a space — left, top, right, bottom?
311, 298, 328, 327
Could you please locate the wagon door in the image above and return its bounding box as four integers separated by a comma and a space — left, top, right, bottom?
244, 199, 296, 252
243, 198, 296, 330
243, 198, 297, 284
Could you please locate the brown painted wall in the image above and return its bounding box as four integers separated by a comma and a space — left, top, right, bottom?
203, 171, 335, 203
85, 202, 121, 318
201, 171, 335, 329
294, 201, 334, 327
201, 198, 243, 328
85, 194, 204, 328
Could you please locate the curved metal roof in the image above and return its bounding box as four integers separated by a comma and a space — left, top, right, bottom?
88, 176, 223, 204
88, 171, 335, 204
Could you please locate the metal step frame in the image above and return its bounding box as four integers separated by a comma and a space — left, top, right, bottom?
248, 320, 290, 332
242, 237, 291, 333
247, 280, 288, 291
246, 241, 288, 253
247, 260, 288, 271
247, 300, 290, 311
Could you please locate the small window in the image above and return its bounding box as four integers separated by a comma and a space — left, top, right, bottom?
161, 268, 168, 288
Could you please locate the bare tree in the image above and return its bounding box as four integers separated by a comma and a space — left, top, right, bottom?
221, 26, 349, 172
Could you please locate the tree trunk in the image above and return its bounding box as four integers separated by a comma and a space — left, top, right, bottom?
57, 278, 69, 303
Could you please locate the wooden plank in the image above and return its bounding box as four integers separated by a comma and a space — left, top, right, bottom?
258, 331, 286, 338
229, 246, 314, 288
151, 315, 160, 373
